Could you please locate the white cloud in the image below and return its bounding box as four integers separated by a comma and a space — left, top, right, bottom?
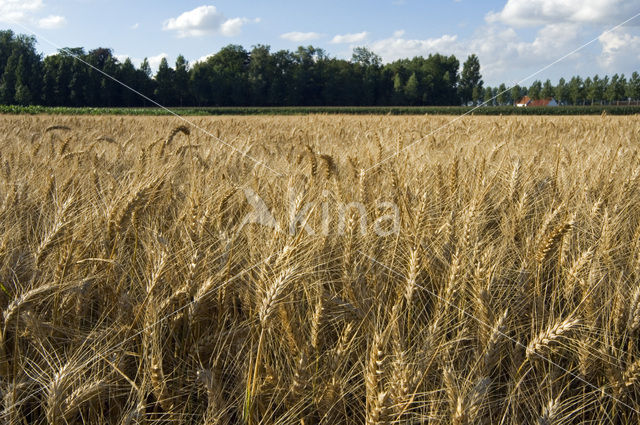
196, 53, 214, 64
131, 23, 139, 30
221, 17, 260, 37
0, 0, 44, 22
364, 24, 588, 84
0, 0, 66, 29
113, 53, 171, 74
331, 31, 369, 44
38, 14, 66, 29
598, 28, 640, 70
163, 5, 257, 38
280, 31, 322, 42
115, 54, 131, 64
148, 53, 169, 70
450, 23, 591, 85
370, 32, 459, 62
486, 0, 639, 27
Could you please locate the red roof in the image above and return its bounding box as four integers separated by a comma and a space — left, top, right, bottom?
516, 96, 531, 105
529, 98, 554, 106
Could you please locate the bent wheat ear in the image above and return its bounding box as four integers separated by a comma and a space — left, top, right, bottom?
45, 125, 71, 133
166, 125, 190, 145
538, 396, 560, 425
526, 318, 580, 360
319, 154, 336, 180
258, 267, 295, 328
305, 144, 317, 178
46, 363, 71, 425
536, 220, 573, 264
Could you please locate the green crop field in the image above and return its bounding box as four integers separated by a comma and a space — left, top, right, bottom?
2, 104, 640, 116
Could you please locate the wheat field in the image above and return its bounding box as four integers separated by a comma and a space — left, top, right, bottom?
1, 114, 640, 424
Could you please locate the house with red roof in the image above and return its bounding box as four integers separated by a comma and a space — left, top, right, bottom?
515, 96, 558, 107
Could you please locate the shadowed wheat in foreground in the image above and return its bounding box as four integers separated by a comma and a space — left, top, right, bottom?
0, 114, 639, 424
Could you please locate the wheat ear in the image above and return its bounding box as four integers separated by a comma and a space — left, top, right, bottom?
526, 317, 580, 361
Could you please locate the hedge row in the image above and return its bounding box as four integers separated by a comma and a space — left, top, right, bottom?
1, 105, 640, 116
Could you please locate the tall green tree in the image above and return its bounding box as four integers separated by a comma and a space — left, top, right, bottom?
627, 71, 640, 100
174, 55, 189, 106
605, 73, 625, 103
0, 31, 40, 105
248, 45, 274, 105
404, 72, 420, 105
352, 47, 382, 105
496, 83, 507, 105
587, 75, 606, 104
14, 55, 32, 105
541, 79, 554, 99
140, 58, 151, 79
471, 86, 482, 105
351, 46, 382, 67
483, 86, 493, 105
393, 73, 404, 105
568, 76, 584, 105
0, 51, 18, 104
118, 58, 138, 106
583, 77, 594, 104
555, 78, 568, 104
458, 54, 482, 105
511, 85, 522, 104
528, 80, 542, 100
154, 57, 176, 105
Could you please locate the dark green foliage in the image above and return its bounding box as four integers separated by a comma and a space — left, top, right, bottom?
0, 29, 639, 108
458, 54, 483, 105
2, 105, 640, 116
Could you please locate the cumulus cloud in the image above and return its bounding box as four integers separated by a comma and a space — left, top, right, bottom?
370, 31, 459, 62
598, 28, 640, 70
0, 0, 44, 22
363, 24, 590, 84
114, 54, 131, 64
220, 17, 260, 37
38, 14, 66, 29
196, 53, 214, 64
163, 5, 258, 37
331, 31, 369, 44
148, 53, 169, 70
280, 31, 322, 42
466, 24, 584, 83
0, 0, 66, 29
486, 0, 640, 27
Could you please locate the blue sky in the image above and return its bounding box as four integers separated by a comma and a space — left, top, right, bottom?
1, 0, 639, 86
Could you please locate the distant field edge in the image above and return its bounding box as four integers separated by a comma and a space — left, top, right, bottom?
2, 105, 640, 116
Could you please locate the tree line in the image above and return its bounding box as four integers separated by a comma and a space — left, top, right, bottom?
1, 29, 639, 107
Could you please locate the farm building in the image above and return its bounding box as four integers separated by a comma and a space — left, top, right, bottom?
516, 96, 558, 107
